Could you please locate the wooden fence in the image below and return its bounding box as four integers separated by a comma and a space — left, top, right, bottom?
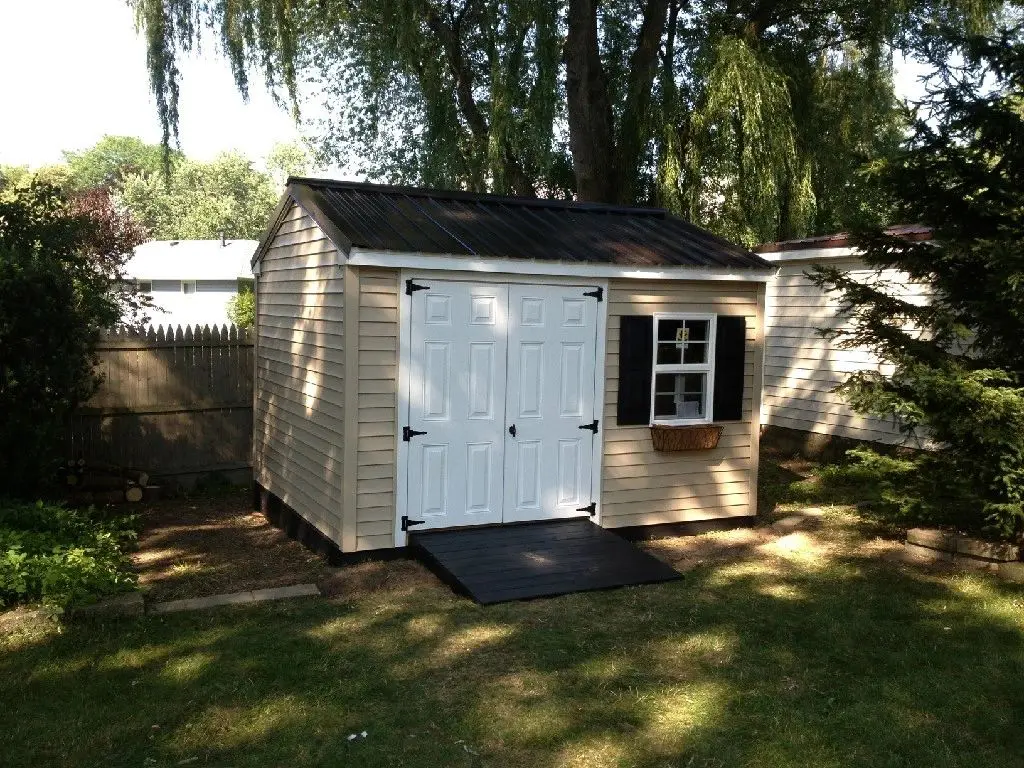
66, 324, 253, 481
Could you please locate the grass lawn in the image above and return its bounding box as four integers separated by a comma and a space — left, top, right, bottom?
2, 457, 1023, 767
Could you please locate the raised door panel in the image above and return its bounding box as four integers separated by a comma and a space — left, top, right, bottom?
503, 285, 599, 522
407, 281, 508, 529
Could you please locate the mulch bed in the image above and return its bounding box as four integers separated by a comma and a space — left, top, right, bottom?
132, 488, 328, 602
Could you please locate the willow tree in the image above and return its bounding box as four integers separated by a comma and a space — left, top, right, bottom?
131, 0, 1005, 243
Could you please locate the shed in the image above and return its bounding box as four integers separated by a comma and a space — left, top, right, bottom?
757, 226, 932, 451
250, 178, 772, 555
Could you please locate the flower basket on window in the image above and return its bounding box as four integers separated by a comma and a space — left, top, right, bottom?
650, 424, 723, 451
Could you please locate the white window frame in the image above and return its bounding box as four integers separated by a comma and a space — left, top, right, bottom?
650, 313, 717, 426
181, 280, 197, 295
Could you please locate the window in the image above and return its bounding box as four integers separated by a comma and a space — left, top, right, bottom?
650, 314, 716, 425
136, 280, 152, 294
181, 280, 197, 295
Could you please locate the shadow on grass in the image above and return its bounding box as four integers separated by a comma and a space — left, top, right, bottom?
2, 548, 1023, 768
758, 449, 894, 518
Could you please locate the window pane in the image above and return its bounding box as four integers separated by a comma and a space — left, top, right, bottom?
682, 341, 707, 364
653, 372, 706, 419
655, 318, 709, 365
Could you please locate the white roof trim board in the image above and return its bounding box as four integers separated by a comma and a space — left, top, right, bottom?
347, 248, 773, 282
756, 246, 861, 263
127, 240, 258, 281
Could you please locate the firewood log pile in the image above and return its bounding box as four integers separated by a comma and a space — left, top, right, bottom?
64, 460, 161, 505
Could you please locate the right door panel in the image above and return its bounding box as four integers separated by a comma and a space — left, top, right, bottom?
503, 285, 599, 522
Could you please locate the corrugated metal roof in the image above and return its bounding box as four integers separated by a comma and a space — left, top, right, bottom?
755, 224, 933, 253
271, 178, 769, 270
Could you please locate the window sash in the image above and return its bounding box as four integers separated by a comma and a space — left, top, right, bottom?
650, 313, 716, 425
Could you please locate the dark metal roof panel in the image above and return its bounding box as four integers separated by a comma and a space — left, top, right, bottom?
286, 178, 771, 270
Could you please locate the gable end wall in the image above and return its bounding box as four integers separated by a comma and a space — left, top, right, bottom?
253, 203, 347, 543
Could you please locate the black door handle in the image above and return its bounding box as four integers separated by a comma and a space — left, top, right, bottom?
508, 424, 517, 438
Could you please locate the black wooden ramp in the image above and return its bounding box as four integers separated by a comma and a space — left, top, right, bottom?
410, 518, 680, 604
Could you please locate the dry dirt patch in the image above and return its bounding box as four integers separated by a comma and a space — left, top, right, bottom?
132, 488, 327, 602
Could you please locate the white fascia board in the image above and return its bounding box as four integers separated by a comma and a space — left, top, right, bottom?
756, 246, 861, 263
347, 248, 773, 282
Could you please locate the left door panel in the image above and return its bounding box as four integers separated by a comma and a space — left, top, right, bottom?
407, 281, 509, 529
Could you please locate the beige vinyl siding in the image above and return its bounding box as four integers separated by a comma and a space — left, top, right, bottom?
600, 279, 764, 529
354, 268, 400, 550
253, 202, 346, 543
763, 256, 929, 445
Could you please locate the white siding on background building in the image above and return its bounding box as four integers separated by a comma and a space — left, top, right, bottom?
762, 254, 930, 445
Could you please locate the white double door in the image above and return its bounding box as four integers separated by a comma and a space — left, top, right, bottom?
406, 279, 600, 530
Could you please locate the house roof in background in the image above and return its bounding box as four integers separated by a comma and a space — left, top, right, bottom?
128, 240, 258, 280
755, 224, 933, 254
257, 178, 771, 271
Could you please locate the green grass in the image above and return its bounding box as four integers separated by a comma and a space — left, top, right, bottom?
3, 536, 1023, 767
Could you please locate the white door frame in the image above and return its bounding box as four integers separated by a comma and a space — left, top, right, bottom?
394, 269, 609, 547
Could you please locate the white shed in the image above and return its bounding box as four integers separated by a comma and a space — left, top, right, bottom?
757, 227, 932, 450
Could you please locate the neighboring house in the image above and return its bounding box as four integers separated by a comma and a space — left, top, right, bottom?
127, 239, 257, 328
757, 226, 932, 450
250, 178, 772, 555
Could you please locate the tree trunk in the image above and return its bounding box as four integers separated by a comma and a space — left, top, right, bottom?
423, 0, 537, 197
564, 0, 618, 202
616, 0, 671, 204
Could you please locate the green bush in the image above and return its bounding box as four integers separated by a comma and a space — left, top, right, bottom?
839, 447, 1004, 539
0, 500, 138, 608
226, 285, 255, 329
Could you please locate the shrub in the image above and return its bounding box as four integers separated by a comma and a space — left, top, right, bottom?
0, 500, 138, 608
0, 181, 148, 496
838, 447, 1008, 539
226, 285, 255, 329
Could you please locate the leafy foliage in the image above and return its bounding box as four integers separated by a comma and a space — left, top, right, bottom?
811, 28, 1024, 540
63, 135, 177, 192
226, 285, 256, 329
0, 500, 137, 607
118, 152, 279, 240
129, 0, 1003, 243
0, 181, 148, 495
265, 140, 311, 188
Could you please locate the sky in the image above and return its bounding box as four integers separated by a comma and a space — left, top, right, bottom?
0, 0, 931, 174
0, 0, 305, 170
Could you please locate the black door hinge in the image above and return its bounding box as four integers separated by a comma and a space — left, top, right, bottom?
403, 426, 428, 441
401, 515, 426, 532
576, 502, 597, 517
579, 419, 599, 433
583, 286, 603, 302
406, 279, 430, 296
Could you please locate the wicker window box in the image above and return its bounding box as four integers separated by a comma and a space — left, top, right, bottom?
650, 424, 723, 451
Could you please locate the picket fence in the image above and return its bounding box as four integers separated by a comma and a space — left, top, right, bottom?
66, 324, 254, 480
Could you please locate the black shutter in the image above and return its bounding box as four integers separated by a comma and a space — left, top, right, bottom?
616, 315, 654, 425
712, 316, 747, 421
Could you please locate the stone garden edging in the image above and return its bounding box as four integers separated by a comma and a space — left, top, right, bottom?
904, 528, 1024, 582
